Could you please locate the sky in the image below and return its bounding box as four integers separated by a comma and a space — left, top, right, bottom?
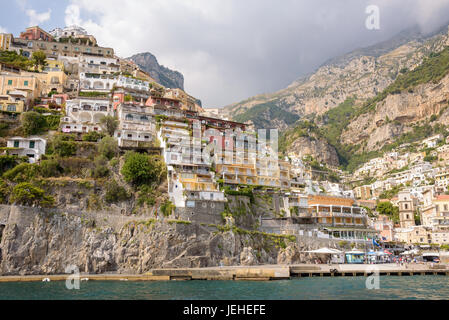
2, 0, 449, 108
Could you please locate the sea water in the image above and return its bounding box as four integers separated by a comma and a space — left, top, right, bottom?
0, 276, 448, 300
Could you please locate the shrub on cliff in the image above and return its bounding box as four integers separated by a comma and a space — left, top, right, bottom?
10, 182, 55, 207
47, 134, 76, 157
82, 131, 105, 142
20, 112, 46, 136
97, 136, 119, 160
39, 159, 63, 177
121, 151, 166, 186
3, 162, 38, 182
105, 180, 130, 203
90, 155, 109, 179
0, 155, 28, 172
0, 179, 10, 204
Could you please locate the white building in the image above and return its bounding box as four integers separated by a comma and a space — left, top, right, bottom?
115, 103, 155, 149
50, 25, 88, 39
5, 137, 46, 163
116, 76, 150, 92
422, 134, 443, 148
61, 97, 111, 133
79, 55, 120, 75
79, 73, 118, 92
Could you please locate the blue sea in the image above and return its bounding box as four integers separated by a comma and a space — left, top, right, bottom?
0, 276, 448, 300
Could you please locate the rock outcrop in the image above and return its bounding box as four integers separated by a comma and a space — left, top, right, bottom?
128, 52, 184, 90
288, 135, 340, 166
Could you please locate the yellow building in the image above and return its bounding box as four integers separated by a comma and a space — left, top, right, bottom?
0, 73, 42, 104
32, 70, 67, 95
354, 185, 373, 200
0, 96, 25, 113
216, 161, 258, 186
307, 195, 377, 241
0, 33, 13, 50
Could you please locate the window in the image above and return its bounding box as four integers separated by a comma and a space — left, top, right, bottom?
7, 80, 12, 85
29, 141, 35, 148
7, 105, 16, 112
13, 141, 19, 148
24, 81, 29, 86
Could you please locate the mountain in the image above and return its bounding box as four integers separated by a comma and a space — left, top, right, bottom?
224, 24, 449, 169
128, 52, 184, 90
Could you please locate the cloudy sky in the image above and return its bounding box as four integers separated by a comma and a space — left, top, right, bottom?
2, 0, 449, 108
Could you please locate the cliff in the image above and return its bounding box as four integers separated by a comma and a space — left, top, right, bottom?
128, 52, 185, 90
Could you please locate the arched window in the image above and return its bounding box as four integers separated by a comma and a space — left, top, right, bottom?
125, 114, 133, 121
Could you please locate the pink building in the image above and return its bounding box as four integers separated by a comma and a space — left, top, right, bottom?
20, 26, 54, 42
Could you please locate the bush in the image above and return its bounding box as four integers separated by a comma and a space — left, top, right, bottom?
48, 134, 76, 157
20, 112, 46, 136
105, 180, 130, 203
82, 131, 105, 142
137, 184, 156, 206
0, 155, 27, 172
97, 136, 119, 160
160, 200, 176, 217
3, 162, 38, 182
0, 179, 10, 204
91, 156, 109, 179
57, 157, 92, 177
39, 159, 63, 178
121, 152, 166, 186
10, 182, 54, 207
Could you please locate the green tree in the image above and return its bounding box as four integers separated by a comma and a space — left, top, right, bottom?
10, 182, 54, 207
99, 115, 118, 136
3, 163, 38, 182
20, 112, 46, 136
121, 152, 166, 186
376, 201, 400, 224
105, 180, 130, 203
31, 50, 47, 71
97, 136, 119, 160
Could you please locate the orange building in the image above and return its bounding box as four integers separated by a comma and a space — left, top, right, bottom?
20, 26, 54, 42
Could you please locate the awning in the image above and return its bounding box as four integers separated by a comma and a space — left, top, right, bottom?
303, 247, 343, 254
345, 250, 365, 255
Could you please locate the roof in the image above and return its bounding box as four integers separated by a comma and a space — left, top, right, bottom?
435, 195, 449, 201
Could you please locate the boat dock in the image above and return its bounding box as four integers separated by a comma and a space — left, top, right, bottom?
0, 264, 447, 282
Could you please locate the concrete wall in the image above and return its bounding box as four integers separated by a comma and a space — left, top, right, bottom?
175, 200, 225, 225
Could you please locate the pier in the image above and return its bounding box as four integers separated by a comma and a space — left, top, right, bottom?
0, 263, 447, 282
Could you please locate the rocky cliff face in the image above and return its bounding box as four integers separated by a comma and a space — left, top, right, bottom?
0, 200, 347, 275
341, 73, 449, 151
128, 52, 184, 90
225, 26, 449, 125
225, 25, 449, 164
288, 136, 340, 167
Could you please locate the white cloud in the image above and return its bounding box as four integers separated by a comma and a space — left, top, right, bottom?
26, 8, 52, 26
63, 0, 449, 107
65, 4, 82, 26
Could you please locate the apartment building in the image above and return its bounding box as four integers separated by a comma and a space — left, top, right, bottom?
11, 37, 114, 59
20, 26, 54, 42
61, 97, 111, 133
79, 54, 120, 75
0, 73, 42, 105
307, 195, 377, 241
115, 103, 155, 149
